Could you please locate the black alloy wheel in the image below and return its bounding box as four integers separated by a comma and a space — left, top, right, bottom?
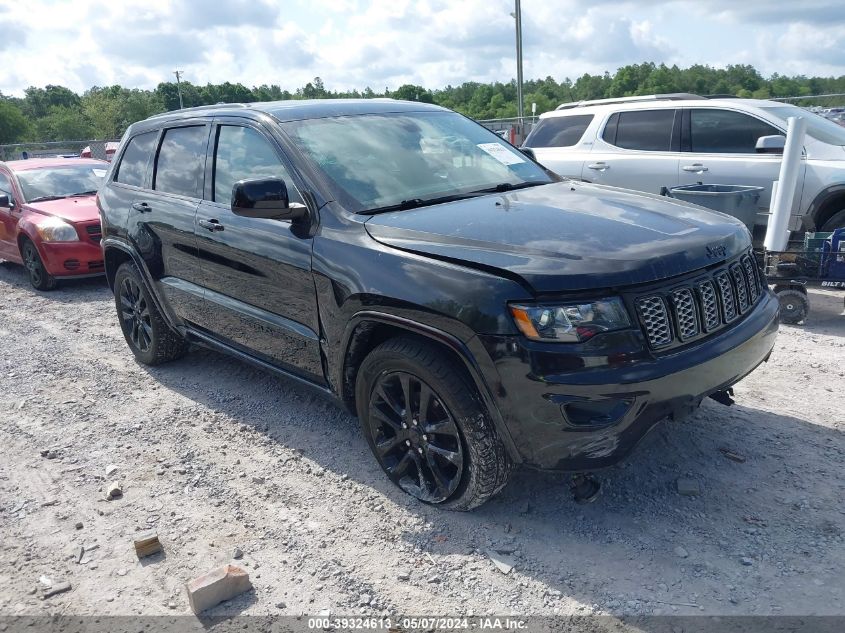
366, 371, 464, 503
119, 275, 153, 353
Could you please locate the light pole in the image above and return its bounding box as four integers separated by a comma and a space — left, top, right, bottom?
173, 70, 184, 109
512, 0, 524, 126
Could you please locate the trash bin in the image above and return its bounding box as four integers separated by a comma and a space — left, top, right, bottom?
666, 184, 764, 232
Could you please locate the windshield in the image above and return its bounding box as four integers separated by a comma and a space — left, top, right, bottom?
283, 111, 553, 212
761, 105, 845, 146
17, 164, 106, 202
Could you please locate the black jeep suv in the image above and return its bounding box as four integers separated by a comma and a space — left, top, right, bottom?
98, 99, 779, 510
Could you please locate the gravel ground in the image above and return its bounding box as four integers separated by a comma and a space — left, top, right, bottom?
1, 260, 844, 620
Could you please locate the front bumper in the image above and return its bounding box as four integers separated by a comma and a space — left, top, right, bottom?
39, 240, 104, 277
480, 290, 779, 471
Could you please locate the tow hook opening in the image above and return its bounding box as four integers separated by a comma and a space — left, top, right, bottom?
709, 387, 735, 406
570, 473, 601, 504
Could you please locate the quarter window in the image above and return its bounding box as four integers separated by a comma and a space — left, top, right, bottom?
523, 115, 593, 148
603, 109, 675, 151
153, 126, 208, 198
115, 131, 157, 187
690, 109, 781, 154
213, 126, 301, 204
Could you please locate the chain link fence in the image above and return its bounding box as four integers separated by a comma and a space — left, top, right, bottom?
0, 140, 120, 162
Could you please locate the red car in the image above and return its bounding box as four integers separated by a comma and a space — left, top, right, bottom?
0, 158, 107, 290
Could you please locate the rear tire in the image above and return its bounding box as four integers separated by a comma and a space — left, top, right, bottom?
113, 262, 188, 365
776, 288, 809, 324
820, 209, 845, 232
20, 239, 56, 291
355, 337, 512, 511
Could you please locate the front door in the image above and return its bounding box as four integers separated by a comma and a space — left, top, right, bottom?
0, 169, 20, 261
193, 120, 324, 383
678, 108, 799, 224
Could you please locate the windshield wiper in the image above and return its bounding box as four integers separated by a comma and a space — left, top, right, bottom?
363, 192, 483, 215
27, 195, 68, 203
470, 181, 548, 194
69, 190, 98, 197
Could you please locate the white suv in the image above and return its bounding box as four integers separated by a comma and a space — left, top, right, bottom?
523, 94, 845, 234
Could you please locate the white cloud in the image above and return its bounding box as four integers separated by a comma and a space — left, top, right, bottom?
0, 0, 842, 97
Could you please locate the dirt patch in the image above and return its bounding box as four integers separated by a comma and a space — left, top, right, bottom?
1, 262, 844, 619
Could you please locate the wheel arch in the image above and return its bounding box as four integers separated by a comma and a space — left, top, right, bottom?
102, 241, 134, 290
808, 184, 845, 231
101, 237, 180, 332
339, 311, 521, 464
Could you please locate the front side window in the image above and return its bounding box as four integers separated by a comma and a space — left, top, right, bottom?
283, 111, 553, 212
115, 131, 157, 187
213, 126, 301, 204
603, 109, 675, 151
16, 164, 105, 202
690, 109, 781, 154
0, 172, 13, 198
153, 126, 208, 198
523, 114, 594, 148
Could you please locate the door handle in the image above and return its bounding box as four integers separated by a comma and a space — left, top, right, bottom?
682, 164, 709, 172
131, 201, 151, 213
198, 219, 224, 232
587, 162, 609, 171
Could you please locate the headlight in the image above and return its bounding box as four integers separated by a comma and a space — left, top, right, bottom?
509, 297, 631, 343
36, 217, 79, 242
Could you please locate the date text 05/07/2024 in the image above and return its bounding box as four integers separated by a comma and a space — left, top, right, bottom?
306, 616, 528, 630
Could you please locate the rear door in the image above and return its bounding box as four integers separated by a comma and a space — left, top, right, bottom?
678, 108, 795, 223
585, 108, 681, 193
192, 118, 324, 383
125, 122, 211, 323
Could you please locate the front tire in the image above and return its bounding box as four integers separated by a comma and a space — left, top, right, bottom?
356, 337, 512, 511
20, 239, 56, 291
113, 262, 188, 365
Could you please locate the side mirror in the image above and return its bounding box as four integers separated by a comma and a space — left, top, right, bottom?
520, 147, 536, 161
0, 195, 9, 208
756, 135, 786, 154
231, 178, 307, 220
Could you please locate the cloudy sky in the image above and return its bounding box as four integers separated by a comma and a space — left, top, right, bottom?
0, 0, 843, 97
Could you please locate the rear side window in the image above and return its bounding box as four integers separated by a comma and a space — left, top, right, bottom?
690, 109, 781, 153
523, 115, 593, 148
115, 131, 157, 187
603, 109, 675, 151
153, 126, 208, 198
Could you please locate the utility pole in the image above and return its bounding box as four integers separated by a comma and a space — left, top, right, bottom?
173, 70, 184, 109
513, 0, 524, 126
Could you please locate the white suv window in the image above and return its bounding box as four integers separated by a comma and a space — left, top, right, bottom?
602, 109, 675, 151
690, 109, 780, 154
524, 114, 593, 148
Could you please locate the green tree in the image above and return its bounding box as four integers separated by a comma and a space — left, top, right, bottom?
0, 99, 30, 143
391, 84, 434, 103
36, 106, 91, 141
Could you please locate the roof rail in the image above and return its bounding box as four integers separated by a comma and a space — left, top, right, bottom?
147, 103, 250, 119
704, 94, 739, 99
556, 93, 703, 110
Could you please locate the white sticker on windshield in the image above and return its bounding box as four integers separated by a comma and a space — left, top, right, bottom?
477, 142, 526, 165
92, 169, 106, 177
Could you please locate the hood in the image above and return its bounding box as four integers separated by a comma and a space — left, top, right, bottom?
364, 182, 751, 293
24, 196, 99, 224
